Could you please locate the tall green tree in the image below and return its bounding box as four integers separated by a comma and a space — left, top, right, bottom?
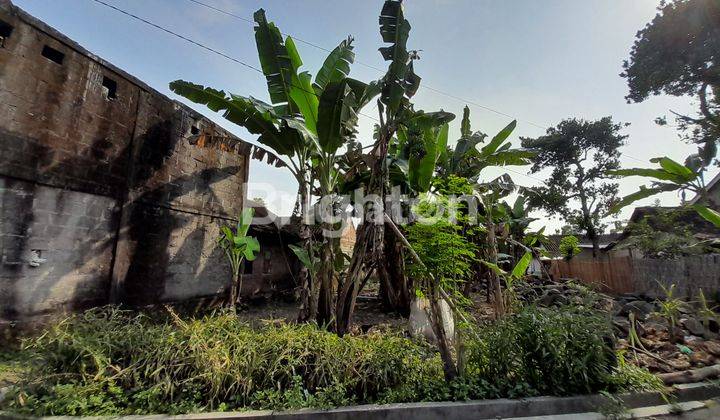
622, 0, 720, 168
521, 117, 627, 257
170, 9, 374, 323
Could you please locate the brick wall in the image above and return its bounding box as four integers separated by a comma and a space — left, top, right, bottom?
0, 0, 252, 322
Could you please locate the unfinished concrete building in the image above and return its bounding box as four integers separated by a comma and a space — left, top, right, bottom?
0, 0, 296, 331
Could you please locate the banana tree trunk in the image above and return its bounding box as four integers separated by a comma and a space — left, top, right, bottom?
336, 125, 393, 335
316, 233, 335, 327
229, 271, 239, 309
296, 183, 316, 322
485, 204, 504, 317
335, 222, 370, 336
379, 225, 411, 316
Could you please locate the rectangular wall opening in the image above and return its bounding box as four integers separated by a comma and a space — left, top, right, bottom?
0, 20, 13, 48
102, 76, 117, 100
41, 45, 65, 65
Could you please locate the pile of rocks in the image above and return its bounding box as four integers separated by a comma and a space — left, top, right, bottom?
517, 277, 720, 374
613, 294, 720, 373
514, 277, 615, 313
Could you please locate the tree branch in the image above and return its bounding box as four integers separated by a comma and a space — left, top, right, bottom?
699, 82, 720, 126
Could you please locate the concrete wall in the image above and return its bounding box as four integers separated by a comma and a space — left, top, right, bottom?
631, 255, 720, 300
0, 0, 257, 323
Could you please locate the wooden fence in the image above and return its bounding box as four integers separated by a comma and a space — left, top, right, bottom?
549, 255, 720, 298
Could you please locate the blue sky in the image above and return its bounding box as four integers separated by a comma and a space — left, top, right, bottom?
14, 0, 707, 231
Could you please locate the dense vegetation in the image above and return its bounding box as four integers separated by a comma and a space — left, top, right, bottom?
0, 305, 659, 416
2, 0, 717, 417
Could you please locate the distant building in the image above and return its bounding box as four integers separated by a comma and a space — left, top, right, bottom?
603, 206, 720, 258
543, 233, 621, 260
689, 171, 720, 209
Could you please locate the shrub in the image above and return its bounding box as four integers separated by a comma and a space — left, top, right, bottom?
606, 350, 664, 393
1, 305, 662, 416
5, 307, 444, 415
462, 305, 616, 397
559, 235, 581, 260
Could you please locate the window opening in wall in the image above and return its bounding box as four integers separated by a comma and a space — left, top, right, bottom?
190, 125, 200, 135
243, 259, 253, 275
0, 20, 13, 48
102, 76, 118, 100
41, 45, 64, 64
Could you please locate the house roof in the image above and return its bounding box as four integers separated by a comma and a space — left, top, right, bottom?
245, 200, 302, 242
245, 201, 348, 242
689, 171, 720, 205
604, 206, 720, 250
543, 233, 621, 258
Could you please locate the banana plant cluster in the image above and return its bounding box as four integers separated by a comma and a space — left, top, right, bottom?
170, 0, 540, 346
171, 7, 382, 323
609, 156, 720, 227
439, 107, 535, 182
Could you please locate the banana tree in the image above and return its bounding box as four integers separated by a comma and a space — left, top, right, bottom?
335, 0, 430, 337
170, 9, 369, 322
218, 208, 260, 308
608, 156, 720, 227
439, 106, 535, 181
482, 250, 532, 313
474, 174, 517, 316
436, 107, 534, 313
294, 77, 381, 325
499, 195, 537, 261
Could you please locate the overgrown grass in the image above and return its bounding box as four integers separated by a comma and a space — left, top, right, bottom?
3, 307, 444, 415
0, 350, 28, 389
0, 305, 662, 416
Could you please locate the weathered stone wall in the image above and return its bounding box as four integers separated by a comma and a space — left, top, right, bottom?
0, 0, 252, 323
630, 255, 720, 300
0, 178, 118, 319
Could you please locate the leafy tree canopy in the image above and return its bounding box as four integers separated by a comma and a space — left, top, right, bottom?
521, 117, 627, 255
622, 0, 720, 166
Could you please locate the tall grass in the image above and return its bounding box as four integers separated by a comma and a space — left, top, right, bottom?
1, 305, 660, 416
8, 307, 443, 415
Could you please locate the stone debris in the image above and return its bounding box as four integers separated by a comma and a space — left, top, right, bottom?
517, 277, 720, 374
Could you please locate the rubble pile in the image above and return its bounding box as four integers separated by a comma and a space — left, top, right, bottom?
517, 277, 720, 374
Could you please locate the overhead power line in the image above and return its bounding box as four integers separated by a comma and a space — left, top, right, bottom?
89, 0, 651, 172
88, 0, 380, 123
181, 0, 654, 165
